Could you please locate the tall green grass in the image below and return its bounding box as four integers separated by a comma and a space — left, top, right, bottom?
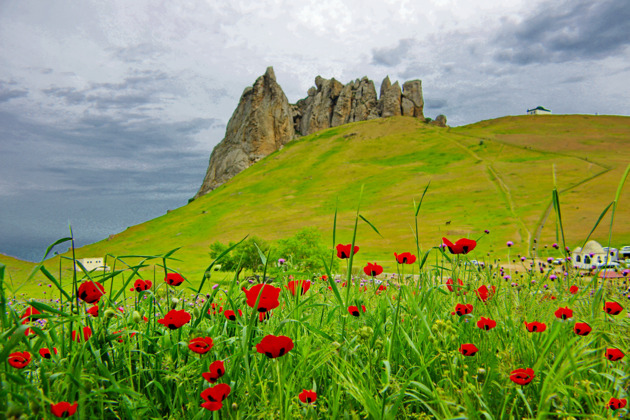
1, 176, 629, 419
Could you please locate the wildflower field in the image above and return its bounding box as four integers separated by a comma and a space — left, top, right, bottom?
2, 177, 630, 420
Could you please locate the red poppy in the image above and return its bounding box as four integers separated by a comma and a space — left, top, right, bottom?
363, 263, 384, 276
446, 278, 464, 293
224, 309, 242, 321
39, 348, 58, 359
157, 309, 191, 330
77, 281, 105, 304
573, 322, 592, 336
51, 401, 78, 418
336, 243, 359, 259
208, 303, 223, 315
608, 398, 627, 410
202, 360, 226, 383
8, 351, 31, 369
554, 306, 573, 320
286, 280, 311, 296
394, 252, 416, 264
200, 383, 231, 411
86, 305, 99, 317
524, 321, 547, 332
569, 285, 579, 294
298, 389, 317, 404
442, 237, 477, 255
376, 284, 387, 294
509, 368, 535, 385
475, 285, 496, 302
605, 348, 625, 361
348, 305, 367, 317
165, 272, 185, 286
604, 301, 623, 315
453, 303, 473, 316
72, 327, 92, 342
132, 279, 152, 292
189, 337, 214, 354
242, 284, 281, 313
256, 334, 294, 358
20, 306, 41, 321
459, 343, 479, 356
477, 316, 497, 330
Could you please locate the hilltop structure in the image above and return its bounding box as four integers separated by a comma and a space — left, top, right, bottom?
527, 106, 551, 115
195, 67, 426, 199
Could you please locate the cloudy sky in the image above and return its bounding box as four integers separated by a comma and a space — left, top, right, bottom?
1, 0, 629, 261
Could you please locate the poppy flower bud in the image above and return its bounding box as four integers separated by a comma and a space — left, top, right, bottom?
104, 309, 117, 319
132, 311, 143, 323
476, 368, 486, 382
170, 298, 179, 309
192, 307, 201, 318
358, 326, 374, 340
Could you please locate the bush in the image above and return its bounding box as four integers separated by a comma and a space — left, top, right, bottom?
276, 227, 337, 272
209, 236, 271, 278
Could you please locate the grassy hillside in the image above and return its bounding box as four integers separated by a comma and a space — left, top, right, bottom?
5, 115, 630, 291
0, 253, 37, 298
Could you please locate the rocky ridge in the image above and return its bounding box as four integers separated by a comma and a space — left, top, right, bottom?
195, 67, 427, 199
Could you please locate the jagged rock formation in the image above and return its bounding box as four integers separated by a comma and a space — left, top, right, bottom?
195, 67, 294, 198
195, 68, 425, 198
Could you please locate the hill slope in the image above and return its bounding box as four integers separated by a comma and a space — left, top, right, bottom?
8, 115, 630, 285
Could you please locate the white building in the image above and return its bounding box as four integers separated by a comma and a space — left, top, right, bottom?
572, 241, 609, 270
74, 257, 110, 272
527, 106, 552, 115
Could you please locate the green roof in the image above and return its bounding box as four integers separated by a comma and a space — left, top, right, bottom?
527, 106, 551, 112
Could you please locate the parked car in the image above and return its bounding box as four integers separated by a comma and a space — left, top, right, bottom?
598, 261, 620, 269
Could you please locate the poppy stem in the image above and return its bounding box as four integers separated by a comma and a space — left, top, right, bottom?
275, 360, 284, 419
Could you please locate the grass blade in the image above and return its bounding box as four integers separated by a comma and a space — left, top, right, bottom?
359, 214, 383, 238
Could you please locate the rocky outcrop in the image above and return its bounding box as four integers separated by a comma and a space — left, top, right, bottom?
401, 80, 424, 118
195, 68, 425, 198
195, 67, 294, 198
293, 76, 380, 135
431, 114, 448, 127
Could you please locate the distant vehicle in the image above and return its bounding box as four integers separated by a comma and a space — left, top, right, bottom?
598, 262, 620, 269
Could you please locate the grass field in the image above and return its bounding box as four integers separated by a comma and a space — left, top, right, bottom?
2, 208, 629, 419
2, 113, 630, 418
3, 114, 630, 297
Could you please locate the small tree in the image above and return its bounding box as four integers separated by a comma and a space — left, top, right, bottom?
276, 227, 336, 272
209, 237, 271, 279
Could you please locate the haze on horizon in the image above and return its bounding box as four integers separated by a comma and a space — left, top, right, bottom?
1, 0, 629, 261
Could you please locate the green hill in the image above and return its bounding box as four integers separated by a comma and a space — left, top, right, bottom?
5, 115, 630, 290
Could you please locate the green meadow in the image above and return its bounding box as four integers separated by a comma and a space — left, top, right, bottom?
5, 114, 630, 294
1, 114, 630, 419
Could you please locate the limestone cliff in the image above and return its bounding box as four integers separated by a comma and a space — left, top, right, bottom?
195, 68, 425, 198
195, 67, 294, 198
